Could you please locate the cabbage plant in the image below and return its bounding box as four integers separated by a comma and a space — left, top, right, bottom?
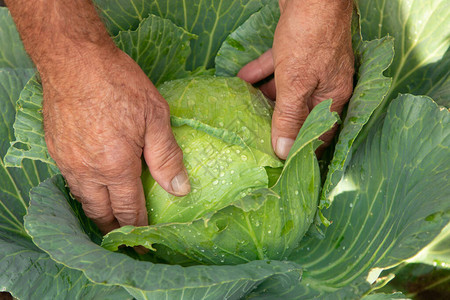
102, 76, 336, 265
0, 0, 449, 299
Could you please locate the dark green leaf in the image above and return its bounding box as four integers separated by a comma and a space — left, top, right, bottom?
215, 1, 279, 76
113, 14, 195, 85
3, 75, 58, 171
250, 95, 450, 298
0, 68, 34, 158
0, 235, 130, 300
358, 0, 449, 106
378, 263, 450, 299
94, 0, 271, 70
321, 36, 394, 205
410, 223, 450, 268
0, 7, 33, 68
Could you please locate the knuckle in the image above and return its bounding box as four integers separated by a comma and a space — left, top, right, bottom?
100, 151, 140, 179
273, 105, 306, 132
110, 184, 138, 202
56, 149, 91, 177
82, 202, 114, 223
151, 145, 183, 173
148, 97, 170, 122
113, 210, 139, 226
333, 75, 354, 104
276, 67, 317, 98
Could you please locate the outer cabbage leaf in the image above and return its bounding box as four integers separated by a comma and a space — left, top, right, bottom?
0, 236, 130, 300
358, 0, 449, 107
0, 159, 126, 299
0, 68, 34, 156
215, 1, 279, 76
113, 14, 196, 86
321, 36, 394, 205
0, 69, 50, 239
248, 95, 450, 299
24, 174, 302, 300
323, 1, 450, 207
3, 75, 58, 170
377, 263, 450, 298
94, 0, 271, 70
0, 8, 33, 68
102, 100, 338, 265
409, 222, 450, 268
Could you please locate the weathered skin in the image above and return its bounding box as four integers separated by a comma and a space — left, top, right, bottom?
238, 0, 354, 158
5, 0, 190, 234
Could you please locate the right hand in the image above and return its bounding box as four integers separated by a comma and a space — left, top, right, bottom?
41, 45, 190, 234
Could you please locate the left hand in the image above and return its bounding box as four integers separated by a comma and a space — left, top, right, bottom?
238, 0, 354, 159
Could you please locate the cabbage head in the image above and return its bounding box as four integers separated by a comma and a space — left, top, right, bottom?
102, 76, 338, 265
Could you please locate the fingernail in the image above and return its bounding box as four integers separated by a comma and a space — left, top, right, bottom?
275, 137, 295, 159
170, 170, 191, 196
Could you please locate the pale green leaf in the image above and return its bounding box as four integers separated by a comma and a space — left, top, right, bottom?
142, 125, 269, 225
160, 76, 282, 167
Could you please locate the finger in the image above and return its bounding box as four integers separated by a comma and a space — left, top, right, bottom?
278, 0, 287, 13
144, 97, 190, 196
309, 70, 353, 148
238, 49, 274, 84
272, 66, 318, 159
259, 79, 276, 100
108, 176, 148, 227
71, 180, 119, 234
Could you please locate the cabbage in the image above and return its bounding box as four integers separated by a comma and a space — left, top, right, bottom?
102, 76, 338, 265
1, 0, 449, 299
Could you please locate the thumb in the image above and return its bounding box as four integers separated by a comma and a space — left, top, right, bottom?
272, 66, 317, 159
143, 97, 190, 196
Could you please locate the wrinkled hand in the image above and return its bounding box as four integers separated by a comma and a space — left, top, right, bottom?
41, 46, 190, 234
238, 0, 354, 158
